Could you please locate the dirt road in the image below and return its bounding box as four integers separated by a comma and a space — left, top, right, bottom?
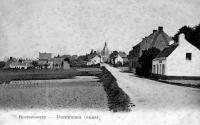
103, 64, 200, 111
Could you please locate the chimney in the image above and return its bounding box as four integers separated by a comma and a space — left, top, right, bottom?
168, 40, 174, 45
153, 30, 157, 33
178, 33, 186, 46
158, 26, 163, 32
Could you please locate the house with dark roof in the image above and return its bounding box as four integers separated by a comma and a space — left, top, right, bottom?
128, 26, 172, 71
86, 51, 101, 65
152, 34, 200, 79
109, 51, 128, 65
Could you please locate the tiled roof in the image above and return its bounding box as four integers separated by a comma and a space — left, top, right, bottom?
151, 31, 172, 47
88, 53, 101, 60
155, 44, 178, 58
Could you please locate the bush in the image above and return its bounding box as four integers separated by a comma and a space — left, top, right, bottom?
98, 66, 133, 112
0, 61, 5, 69
136, 47, 160, 77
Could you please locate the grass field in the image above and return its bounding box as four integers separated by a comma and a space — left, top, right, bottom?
0, 76, 108, 110
0, 68, 99, 83
0, 67, 131, 112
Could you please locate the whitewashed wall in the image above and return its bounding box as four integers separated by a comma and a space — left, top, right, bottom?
152, 59, 166, 75
87, 56, 101, 65
166, 34, 200, 76
115, 55, 124, 65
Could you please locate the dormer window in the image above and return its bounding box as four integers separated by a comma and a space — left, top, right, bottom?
186, 53, 192, 60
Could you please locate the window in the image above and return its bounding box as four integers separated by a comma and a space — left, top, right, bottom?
153, 65, 155, 73
160, 64, 162, 74
186, 53, 192, 60
162, 64, 165, 75
157, 64, 159, 74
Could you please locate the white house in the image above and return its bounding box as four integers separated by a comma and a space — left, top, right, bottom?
87, 55, 101, 65
114, 54, 124, 65
152, 34, 200, 79
112, 52, 128, 65
9, 62, 29, 69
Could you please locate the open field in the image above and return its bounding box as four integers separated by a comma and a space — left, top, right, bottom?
0, 76, 108, 110
0, 68, 101, 83
0, 67, 132, 112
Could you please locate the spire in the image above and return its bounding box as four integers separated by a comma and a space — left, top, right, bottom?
103, 42, 107, 50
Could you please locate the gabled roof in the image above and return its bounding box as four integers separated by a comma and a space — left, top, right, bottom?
155, 44, 178, 58
88, 53, 101, 60
151, 31, 172, 47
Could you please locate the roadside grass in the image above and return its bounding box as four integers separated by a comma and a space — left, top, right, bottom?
157, 79, 200, 89
134, 74, 200, 89
97, 67, 134, 112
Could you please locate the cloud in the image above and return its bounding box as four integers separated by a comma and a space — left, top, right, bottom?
0, 0, 200, 60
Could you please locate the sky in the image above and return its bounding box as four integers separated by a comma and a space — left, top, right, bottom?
0, 0, 200, 60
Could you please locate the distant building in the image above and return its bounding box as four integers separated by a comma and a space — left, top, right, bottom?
53, 57, 64, 69
53, 55, 70, 70
63, 59, 70, 70
4, 57, 32, 69
38, 52, 52, 69
87, 51, 101, 65
9, 62, 29, 69
152, 34, 200, 79
110, 51, 128, 65
101, 42, 110, 63
39, 52, 51, 60
128, 26, 172, 71
4, 57, 17, 69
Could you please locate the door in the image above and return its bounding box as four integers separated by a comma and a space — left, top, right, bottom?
162, 64, 165, 75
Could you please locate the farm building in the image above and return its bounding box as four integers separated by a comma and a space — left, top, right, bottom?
38, 52, 52, 69
53, 57, 64, 69
4, 57, 32, 69
63, 58, 70, 70
128, 26, 172, 71
87, 52, 101, 65
53, 56, 71, 70
9, 62, 29, 69
152, 34, 200, 79
110, 51, 128, 65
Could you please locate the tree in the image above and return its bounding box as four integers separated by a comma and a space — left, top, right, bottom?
0, 61, 5, 69
44, 63, 49, 69
136, 47, 160, 77
173, 23, 200, 49
64, 58, 70, 62
110, 51, 118, 65
31, 61, 38, 69
18, 59, 23, 63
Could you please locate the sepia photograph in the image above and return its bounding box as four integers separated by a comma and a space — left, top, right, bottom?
0, 0, 200, 125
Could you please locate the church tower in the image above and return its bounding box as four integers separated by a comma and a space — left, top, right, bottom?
101, 42, 110, 62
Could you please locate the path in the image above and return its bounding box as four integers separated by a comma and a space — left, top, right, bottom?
103, 64, 200, 111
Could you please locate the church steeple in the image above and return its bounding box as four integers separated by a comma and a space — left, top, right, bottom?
101, 42, 109, 63
103, 42, 107, 51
